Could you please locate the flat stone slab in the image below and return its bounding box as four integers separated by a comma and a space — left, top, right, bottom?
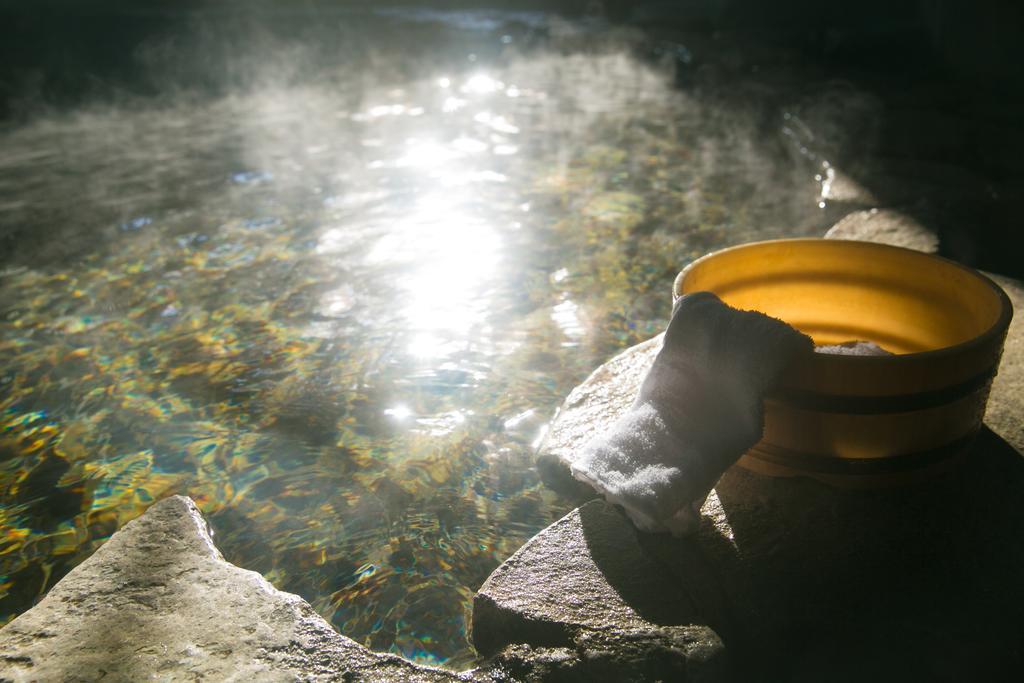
472, 501, 728, 679
473, 501, 691, 650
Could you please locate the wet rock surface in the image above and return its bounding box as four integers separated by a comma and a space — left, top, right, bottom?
483, 626, 729, 683
823, 208, 940, 253
472, 500, 730, 680
984, 272, 1024, 453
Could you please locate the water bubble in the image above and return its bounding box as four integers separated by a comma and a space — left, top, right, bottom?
231, 170, 273, 185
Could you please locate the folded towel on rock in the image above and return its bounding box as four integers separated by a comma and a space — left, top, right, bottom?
569, 292, 813, 536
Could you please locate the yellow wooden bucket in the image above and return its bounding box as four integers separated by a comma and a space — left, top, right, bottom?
674, 239, 1014, 487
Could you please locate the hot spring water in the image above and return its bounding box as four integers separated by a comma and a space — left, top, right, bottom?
0, 8, 842, 667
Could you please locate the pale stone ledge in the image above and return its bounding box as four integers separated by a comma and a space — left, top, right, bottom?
0, 495, 729, 682
0, 495, 463, 683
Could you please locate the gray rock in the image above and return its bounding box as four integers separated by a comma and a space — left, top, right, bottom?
0, 495, 462, 683
824, 208, 939, 253
473, 500, 710, 653
472, 501, 731, 680
0, 495, 733, 682
984, 272, 1024, 453
484, 628, 729, 683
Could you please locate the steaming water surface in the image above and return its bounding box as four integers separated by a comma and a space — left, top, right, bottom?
0, 10, 837, 667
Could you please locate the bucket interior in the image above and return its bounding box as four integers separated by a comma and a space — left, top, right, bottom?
679, 240, 1005, 354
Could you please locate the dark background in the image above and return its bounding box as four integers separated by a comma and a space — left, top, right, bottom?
3, 1, 1022, 109
2, 0, 1023, 276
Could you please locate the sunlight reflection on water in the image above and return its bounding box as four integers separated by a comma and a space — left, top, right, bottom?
0, 8, 840, 669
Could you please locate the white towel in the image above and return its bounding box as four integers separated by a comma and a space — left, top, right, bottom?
570, 292, 813, 536
816, 340, 893, 356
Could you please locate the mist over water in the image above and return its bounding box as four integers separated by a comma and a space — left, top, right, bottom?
0, 7, 846, 667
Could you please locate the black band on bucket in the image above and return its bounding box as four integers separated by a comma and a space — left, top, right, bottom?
748, 432, 977, 476
767, 366, 997, 415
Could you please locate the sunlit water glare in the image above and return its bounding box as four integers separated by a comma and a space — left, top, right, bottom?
0, 9, 839, 667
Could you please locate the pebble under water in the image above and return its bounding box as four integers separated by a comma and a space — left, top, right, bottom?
0, 9, 845, 667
